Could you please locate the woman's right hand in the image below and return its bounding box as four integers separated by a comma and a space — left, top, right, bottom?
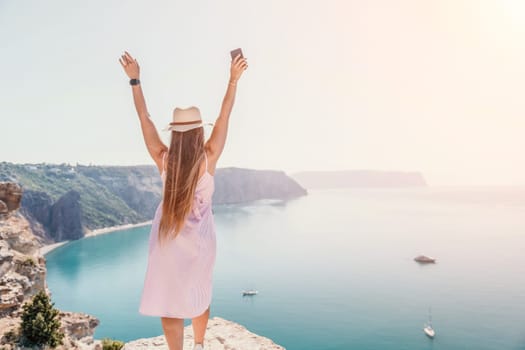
230, 54, 248, 82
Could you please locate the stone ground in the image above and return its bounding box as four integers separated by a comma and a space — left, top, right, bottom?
122, 316, 286, 350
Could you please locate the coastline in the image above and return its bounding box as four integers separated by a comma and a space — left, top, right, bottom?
84, 220, 152, 238
39, 220, 152, 256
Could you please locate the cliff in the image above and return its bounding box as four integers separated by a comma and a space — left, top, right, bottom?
20, 189, 85, 244
0, 162, 307, 244
0, 182, 100, 349
291, 169, 427, 189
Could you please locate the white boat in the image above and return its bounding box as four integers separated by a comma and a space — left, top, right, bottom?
414, 255, 436, 263
242, 289, 258, 296
424, 324, 435, 338
423, 308, 436, 339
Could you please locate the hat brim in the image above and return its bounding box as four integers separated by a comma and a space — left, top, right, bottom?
162, 122, 214, 132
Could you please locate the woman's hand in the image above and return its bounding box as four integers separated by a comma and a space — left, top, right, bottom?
230, 54, 248, 82
119, 51, 140, 79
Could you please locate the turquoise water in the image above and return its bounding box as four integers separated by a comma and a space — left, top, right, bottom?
45, 187, 525, 349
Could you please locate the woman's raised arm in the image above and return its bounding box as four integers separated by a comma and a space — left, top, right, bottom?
206, 54, 248, 159
119, 51, 167, 170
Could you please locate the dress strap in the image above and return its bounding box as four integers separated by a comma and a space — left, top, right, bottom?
204, 150, 208, 171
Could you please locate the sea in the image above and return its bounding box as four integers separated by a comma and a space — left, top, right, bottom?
44, 186, 525, 350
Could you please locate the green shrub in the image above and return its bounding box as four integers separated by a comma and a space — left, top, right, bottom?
19, 290, 65, 348
102, 337, 125, 350
22, 257, 36, 267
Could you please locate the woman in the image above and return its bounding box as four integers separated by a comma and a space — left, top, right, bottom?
119, 50, 248, 350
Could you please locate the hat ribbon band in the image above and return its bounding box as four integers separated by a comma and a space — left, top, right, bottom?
169, 120, 203, 125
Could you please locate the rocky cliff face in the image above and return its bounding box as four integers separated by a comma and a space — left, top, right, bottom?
20, 189, 84, 245
0, 214, 47, 319
0, 182, 100, 349
48, 190, 84, 242
19, 189, 56, 244
0, 183, 22, 220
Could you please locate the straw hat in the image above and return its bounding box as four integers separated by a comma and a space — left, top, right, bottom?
162, 106, 214, 132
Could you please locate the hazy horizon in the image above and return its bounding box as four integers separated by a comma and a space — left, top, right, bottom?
1, 0, 524, 186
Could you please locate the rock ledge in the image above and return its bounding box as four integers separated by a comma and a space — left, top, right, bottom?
123, 316, 286, 350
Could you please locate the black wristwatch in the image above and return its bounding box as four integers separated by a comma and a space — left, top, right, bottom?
129, 78, 141, 86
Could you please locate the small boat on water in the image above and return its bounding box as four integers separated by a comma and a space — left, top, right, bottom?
414, 255, 436, 263
424, 323, 435, 338
423, 308, 436, 339
242, 289, 258, 296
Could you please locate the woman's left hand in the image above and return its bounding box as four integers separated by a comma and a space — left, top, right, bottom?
119, 51, 140, 79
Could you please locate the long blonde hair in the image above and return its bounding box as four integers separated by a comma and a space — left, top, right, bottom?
158, 127, 205, 246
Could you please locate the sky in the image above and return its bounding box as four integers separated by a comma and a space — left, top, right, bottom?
1, 0, 524, 186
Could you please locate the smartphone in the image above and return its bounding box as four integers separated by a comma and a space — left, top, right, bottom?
230, 48, 243, 60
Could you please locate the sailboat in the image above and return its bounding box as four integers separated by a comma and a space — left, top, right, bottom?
423, 307, 436, 338
242, 289, 258, 296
